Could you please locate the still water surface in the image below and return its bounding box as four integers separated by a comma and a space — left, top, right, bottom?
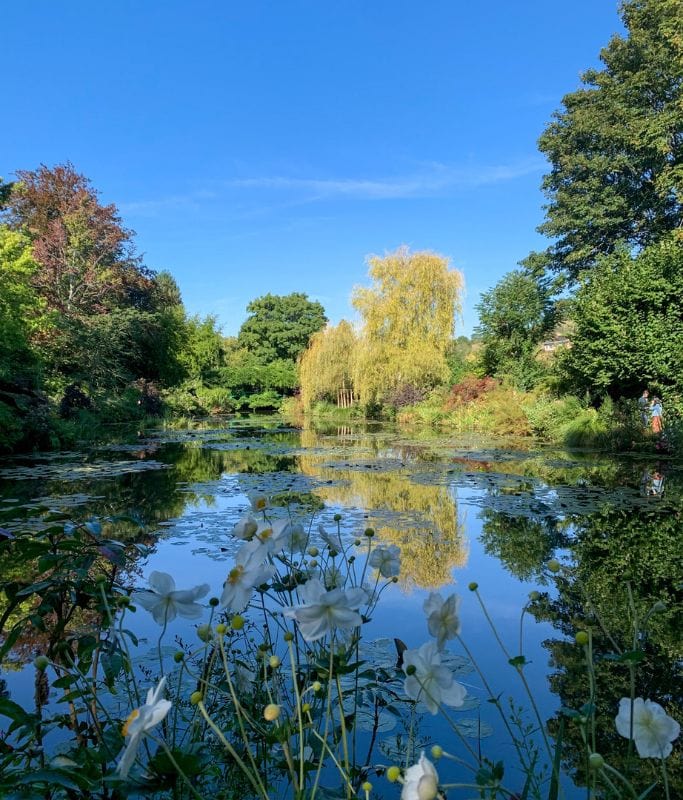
1, 418, 681, 797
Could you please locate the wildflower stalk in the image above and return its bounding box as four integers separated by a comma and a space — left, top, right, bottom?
197, 700, 269, 800
286, 637, 306, 791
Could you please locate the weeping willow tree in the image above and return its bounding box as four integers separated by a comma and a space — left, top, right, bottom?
352, 247, 464, 405
298, 320, 357, 409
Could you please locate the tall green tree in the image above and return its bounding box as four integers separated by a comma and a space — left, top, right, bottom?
237, 293, 327, 363
475, 270, 556, 388
526, 0, 683, 286
557, 238, 683, 398
352, 247, 463, 404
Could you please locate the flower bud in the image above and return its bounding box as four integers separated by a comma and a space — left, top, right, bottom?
231, 614, 245, 630
354, 539, 362, 546
528, 590, 540, 601
588, 753, 604, 770
312, 681, 322, 692
362, 781, 372, 793
269, 655, 281, 669
386, 766, 400, 783
34, 655, 49, 671
405, 664, 416, 676
173, 651, 185, 663
302, 702, 311, 713
264, 703, 281, 721
575, 631, 589, 646
431, 745, 443, 760
468, 581, 478, 591
190, 691, 203, 705
547, 558, 561, 573
364, 528, 374, 538
309, 559, 318, 568
333, 514, 342, 522
284, 631, 294, 642
307, 547, 319, 557
197, 624, 212, 642
94, 574, 107, 585
209, 597, 220, 607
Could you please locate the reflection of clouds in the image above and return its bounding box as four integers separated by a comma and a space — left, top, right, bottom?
297, 428, 468, 589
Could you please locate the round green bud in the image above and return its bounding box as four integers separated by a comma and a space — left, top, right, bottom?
309, 559, 318, 568
354, 539, 362, 546
302, 702, 311, 713
391, 576, 398, 583
364, 528, 374, 537
528, 590, 540, 601
269, 655, 281, 669
231, 614, 245, 630
264, 703, 281, 721
307, 546, 319, 557
547, 558, 561, 573
468, 581, 478, 591
173, 651, 185, 663
348, 555, 355, 563
386, 766, 401, 783
34, 655, 49, 671
333, 513, 342, 522
284, 631, 294, 642
575, 631, 589, 646
215, 623, 227, 635
312, 681, 322, 692
209, 597, 220, 607
117, 595, 132, 607
362, 781, 372, 793
328, 549, 338, 558
588, 753, 604, 770
431, 745, 443, 760
94, 574, 107, 585
197, 624, 212, 642
190, 691, 203, 705
405, 664, 416, 676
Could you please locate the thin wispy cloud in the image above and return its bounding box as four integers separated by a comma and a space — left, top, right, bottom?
226, 158, 545, 200
121, 157, 545, 216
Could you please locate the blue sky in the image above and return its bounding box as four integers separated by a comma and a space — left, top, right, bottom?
3, 1, 623, 336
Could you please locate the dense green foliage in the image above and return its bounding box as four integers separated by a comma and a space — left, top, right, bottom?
527, 0, 682, 286
475, 270, 556, 389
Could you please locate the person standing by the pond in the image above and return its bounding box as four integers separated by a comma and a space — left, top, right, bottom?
638, 389, 651, 427
651, 396, 664, 434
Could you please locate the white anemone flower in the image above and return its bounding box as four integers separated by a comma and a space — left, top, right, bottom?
232, 515, 259, 541
247, 491, 269, 512
615, 697, 680, 758
117, 678, 172, 778
133, 571, 210, 625
369, 544, 401, 578
318, 524, 344, 553
401, 752, 439, 800
403, 641, 467, 715
281, 522, 309, 554
233, 663, 256, 694
236, 519, 290, 567
220, 551, 275, 612
283, 578, 366, 641
323, 563, 345, 590
424, 591, 461, 649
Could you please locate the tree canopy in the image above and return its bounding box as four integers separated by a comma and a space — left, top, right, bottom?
237, 293, 327, 363
526, 0, 683, 286
352, 247, 463, 404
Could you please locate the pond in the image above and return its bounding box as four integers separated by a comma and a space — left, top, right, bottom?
0, 418, 681, 799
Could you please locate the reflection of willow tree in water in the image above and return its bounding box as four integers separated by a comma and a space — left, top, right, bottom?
297, 429, 467, 589
531, 502, 683, 798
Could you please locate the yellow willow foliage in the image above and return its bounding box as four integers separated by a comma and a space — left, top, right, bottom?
297, 431, 467, 588
352, 247, 463, 403
298, 320, 357, 409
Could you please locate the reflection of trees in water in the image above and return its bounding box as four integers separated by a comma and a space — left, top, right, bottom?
479, 510, 570, 582
297, 430, 467, 589
531, 503, 683, 797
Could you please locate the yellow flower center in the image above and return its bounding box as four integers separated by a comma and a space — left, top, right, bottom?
258, 527, 273, 542
228, 565, 245, 584
122, 708, 139, 737
255, 498, 266, 510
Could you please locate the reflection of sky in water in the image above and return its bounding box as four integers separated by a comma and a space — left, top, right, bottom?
2, 422, 678, 798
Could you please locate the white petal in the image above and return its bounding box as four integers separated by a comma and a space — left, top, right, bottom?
147, 571, 175, 595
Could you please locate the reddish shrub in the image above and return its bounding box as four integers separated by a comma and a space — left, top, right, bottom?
446, 376, 499, 408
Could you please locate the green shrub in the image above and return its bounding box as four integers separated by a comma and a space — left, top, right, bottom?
0, 401, 23, 451
562, 408, 611, 448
